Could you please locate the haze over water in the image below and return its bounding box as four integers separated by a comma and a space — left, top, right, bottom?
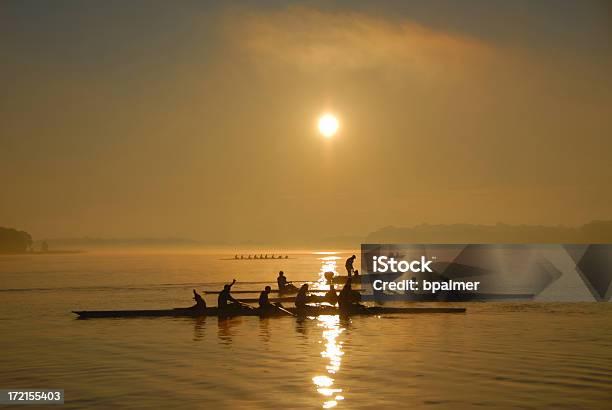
1, 251, 610, 409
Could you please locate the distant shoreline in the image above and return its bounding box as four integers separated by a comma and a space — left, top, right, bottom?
0, 250, 85, 256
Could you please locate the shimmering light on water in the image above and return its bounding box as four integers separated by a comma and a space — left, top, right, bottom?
314, 315, 345, 408
319, 316, 344, 374
318, 255, 341, 285
323, 399, 338, 408
313, 375, 334, 387
1, 252, 611, 409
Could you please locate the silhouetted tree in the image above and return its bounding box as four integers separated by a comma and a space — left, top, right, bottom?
0, 227, 33, 253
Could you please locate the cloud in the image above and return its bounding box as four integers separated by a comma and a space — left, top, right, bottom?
219, 5, 493, 80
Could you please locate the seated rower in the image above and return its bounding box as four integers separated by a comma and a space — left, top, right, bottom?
218, 279, 242, 309
324, 284, 338, 304
258, 286, 273, 309
338, 277, 365, 312
191, 289, 206, 309
277, 271, 299, 293
294, 284, 309, 310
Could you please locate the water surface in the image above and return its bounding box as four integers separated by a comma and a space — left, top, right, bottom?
1, 251, 610, 409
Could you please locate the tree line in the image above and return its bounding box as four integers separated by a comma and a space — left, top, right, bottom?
0, 227, 33, 253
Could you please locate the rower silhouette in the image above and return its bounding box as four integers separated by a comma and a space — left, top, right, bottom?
338, 277, 364, 312
295, 283, 309, 310
258, 286, 273, 309
345, 255, 357, 276
277, 271, 298, 293
218, 280, 252, 312
325, 284, 338, 304
191, 289, 206, 309
218, 279, 239, 309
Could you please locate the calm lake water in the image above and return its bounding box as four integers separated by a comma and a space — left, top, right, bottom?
1, 251, 611, 409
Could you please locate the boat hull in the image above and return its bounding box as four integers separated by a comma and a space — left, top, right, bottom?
73, 305, 466, 319
204, 289, 299, 295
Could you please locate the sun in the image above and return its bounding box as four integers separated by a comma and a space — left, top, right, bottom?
318, 114, 339, 138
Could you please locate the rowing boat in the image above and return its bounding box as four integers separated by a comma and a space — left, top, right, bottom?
367, 292, 535, 302
203, 289, 299, 295
219, 257, 295, 261
330, 272, 402, 285
236, 295, 328, 304
73, 305, 466, 319
203, 289, 364, 295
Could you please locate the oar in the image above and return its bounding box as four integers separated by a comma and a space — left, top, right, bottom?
236, 301, 256, 310
236, 296, 296, 304
273, 304, 296, 317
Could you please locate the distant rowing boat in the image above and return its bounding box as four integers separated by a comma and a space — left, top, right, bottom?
73, 305, 466, 319
219, 256, 295, 261
219, 258, 296, 261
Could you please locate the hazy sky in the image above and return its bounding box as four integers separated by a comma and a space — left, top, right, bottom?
1, 0, 611, 243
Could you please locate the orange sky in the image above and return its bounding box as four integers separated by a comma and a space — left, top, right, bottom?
1, 1, 611, 243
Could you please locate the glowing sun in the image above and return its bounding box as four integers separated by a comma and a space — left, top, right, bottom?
318, 114, 339, 138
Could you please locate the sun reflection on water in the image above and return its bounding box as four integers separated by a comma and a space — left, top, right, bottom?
311, 252, 347, 408
313, 315, 345, 408
317, 253, 341, 287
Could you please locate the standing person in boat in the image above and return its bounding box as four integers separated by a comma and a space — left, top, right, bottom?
338, 277, 364, 312
277, 271, 299, 293
345, 255, 357, 277
294, 284, 309, 310
191, 289, 206, 309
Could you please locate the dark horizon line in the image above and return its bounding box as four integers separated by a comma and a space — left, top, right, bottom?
30, 219, 612, 246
